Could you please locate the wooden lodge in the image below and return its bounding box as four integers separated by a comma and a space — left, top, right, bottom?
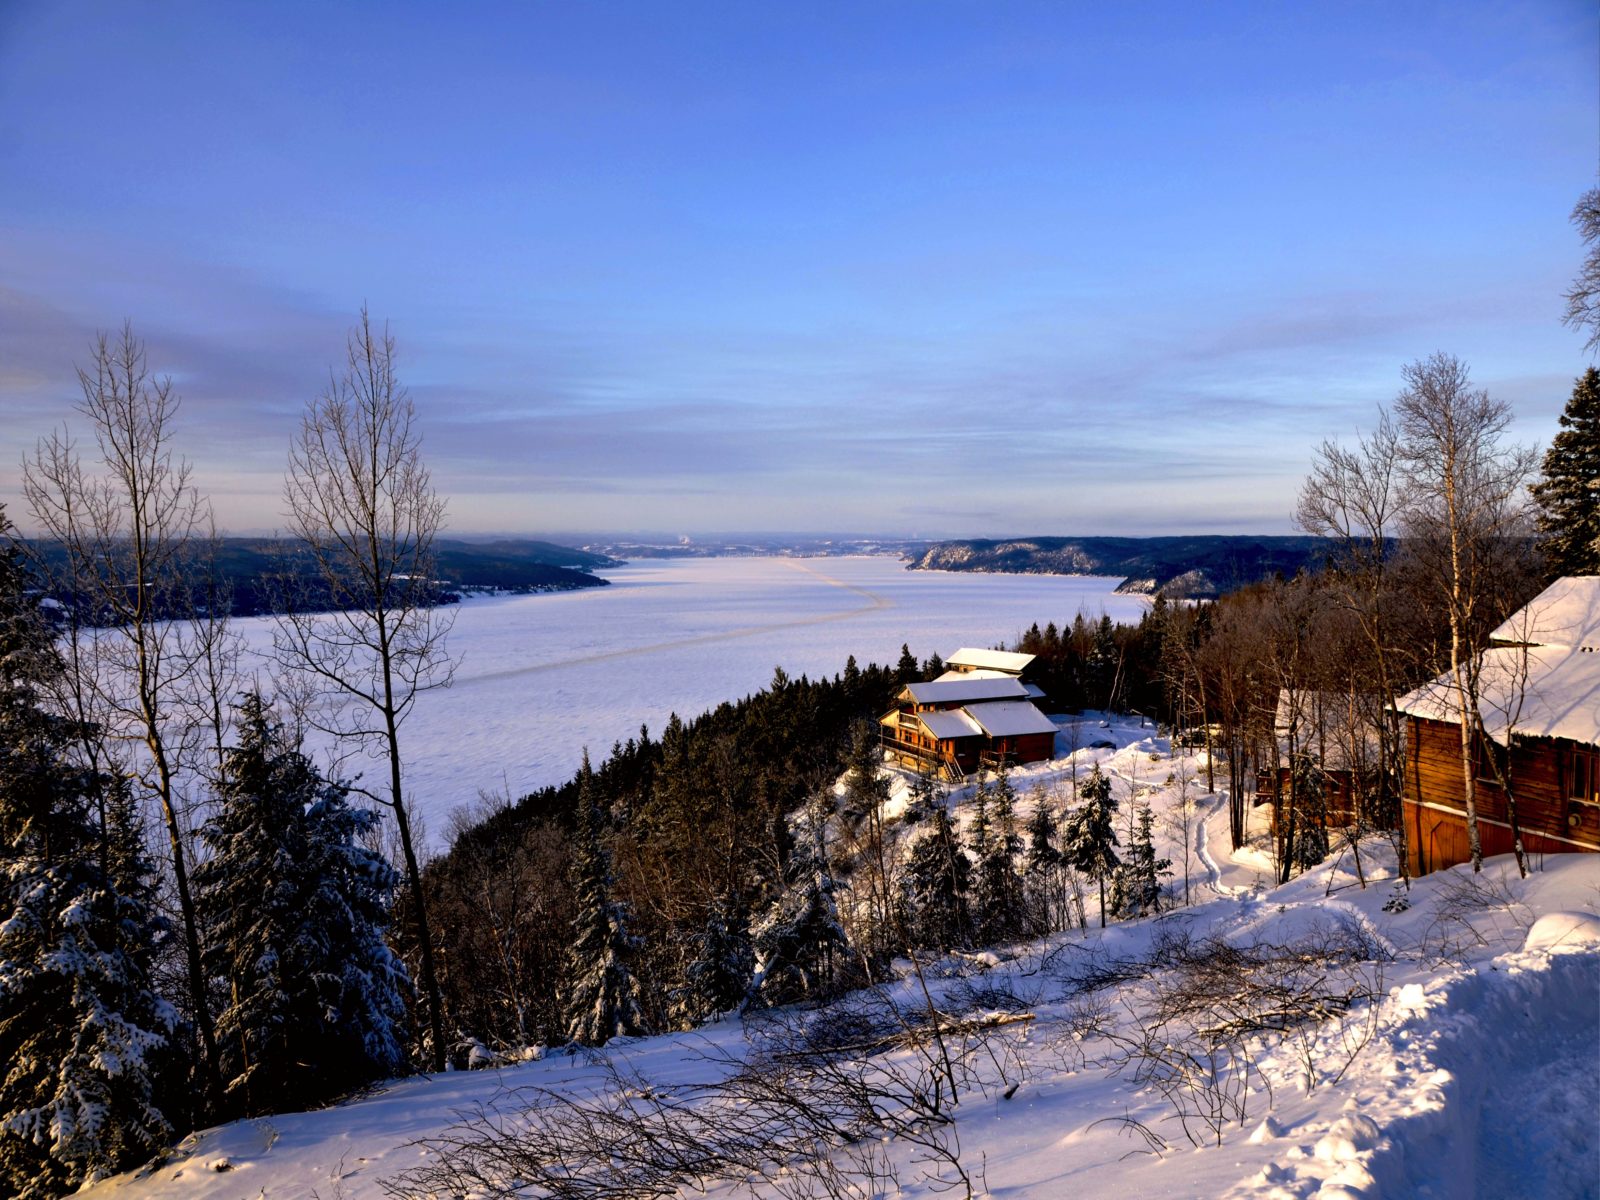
1256, 689, 1385, 830
1394, 576, 1600, 875
879, 668, 1058, 782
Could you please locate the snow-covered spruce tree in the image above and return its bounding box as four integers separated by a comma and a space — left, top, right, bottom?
902, 759, 944, 826
0, 511, 176, 1199
839, 720, 891, 824
1024, 795, 1062, 934
752, 795, 849, 1006
193, 694, 408, 1117
1062, 765, 1120, 928
1530, 367, 1600, 577
1120, 804, 1172, 919
973, 763, 1024, 944
671, 894, 754, 1027
562, 754, 648, 1046
901, 803, 972, 951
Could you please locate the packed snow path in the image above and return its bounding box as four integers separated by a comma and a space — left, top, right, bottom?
1194, 786, 1242, 899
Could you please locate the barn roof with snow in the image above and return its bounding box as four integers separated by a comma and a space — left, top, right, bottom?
944, 648, 1036, 675
1395, 576, 1600, 748
1486, 575, 1600, 650
901, 677, 1032, 706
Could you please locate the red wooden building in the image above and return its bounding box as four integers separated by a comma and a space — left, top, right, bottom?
1394, 576, 1600, 875
1256, 689, 1385, 829
878, 671, 1058, 781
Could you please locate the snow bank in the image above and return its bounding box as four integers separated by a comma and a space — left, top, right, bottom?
1226, 937, 1600, 1200
1524, 910, 1600, 952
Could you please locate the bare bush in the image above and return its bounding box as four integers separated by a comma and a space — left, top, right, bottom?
1044, 921, 1385, 1148
383, 987, 1038, 1200
1419, 866, 1535, 963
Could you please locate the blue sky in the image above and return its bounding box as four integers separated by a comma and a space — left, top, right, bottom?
1, 1, 1594, 537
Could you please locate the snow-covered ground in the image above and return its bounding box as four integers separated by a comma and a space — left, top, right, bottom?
229, 556, 1146, 841
82, 720, 1600, 1200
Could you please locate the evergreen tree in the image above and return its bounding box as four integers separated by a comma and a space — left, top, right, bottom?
902, 760, 944, 826
194, 694, 407, 1116
973, 763, 1024, 943
1062, 765, 1121, 928
901, 804, 972, 950
840, 721, 891, 824
0, 513, 176, 1198
1089, 616, 1119, 709
1287, 753, 1331, 874
563, 754, 648, 1046
894, 643, 920, 685
673, 894, 754, 1026
1024, 796, 1062, 934
1121, 804, 1172, 918
752, 797, 849, 1006
1531, 368, 1600, 576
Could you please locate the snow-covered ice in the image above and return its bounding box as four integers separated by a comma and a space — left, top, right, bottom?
230, 555, 1146, 840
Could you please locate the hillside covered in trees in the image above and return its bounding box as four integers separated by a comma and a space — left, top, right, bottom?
906, 535, 1329, 597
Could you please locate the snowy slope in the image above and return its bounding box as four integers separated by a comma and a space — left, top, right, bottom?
82, 723, 1600, 1200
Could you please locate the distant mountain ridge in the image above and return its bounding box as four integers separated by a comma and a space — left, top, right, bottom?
906, 535, 1329, 598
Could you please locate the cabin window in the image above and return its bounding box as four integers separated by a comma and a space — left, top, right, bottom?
1568, 748, 1599, 805
1473, 734, 1507, 785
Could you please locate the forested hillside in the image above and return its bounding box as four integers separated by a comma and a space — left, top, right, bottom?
907, 535, 1328, 597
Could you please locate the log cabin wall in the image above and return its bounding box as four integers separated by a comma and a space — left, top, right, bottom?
1402, 715, 1600, 875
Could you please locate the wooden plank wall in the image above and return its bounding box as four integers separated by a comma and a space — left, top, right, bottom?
1403, 716, 1600, 874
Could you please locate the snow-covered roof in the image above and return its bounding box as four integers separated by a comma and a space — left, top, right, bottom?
963, 700, 1059, 738
1273, 690, 1382, 772
934, 668, 1046, 699
916, 709, 985, 740
945, 648, 1035, 675
1488, 576, 1600, 650
1394, 644, 1600, 747
902, 677, 1030, 706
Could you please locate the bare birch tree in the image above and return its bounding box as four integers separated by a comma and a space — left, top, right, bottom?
21, 323, 224, 1106
1393, 353, 1536, 872
275, 309, 456, 1071
1297, 411, 1412, 877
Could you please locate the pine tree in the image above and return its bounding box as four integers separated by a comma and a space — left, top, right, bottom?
903, 759, 944, 826
0, 512, 176, 1198
840, 721, 891, 824
194, 694, 408, 1116
673, 894, 754, 1026
1024, 796, 1062, 934
973, 764, 1024, 943
1121, 804, 1172, 918
752, 797, 849, 1006
1287, 753, 1331, 874
563, 754, 648, 1046
1531, 368, 1600, 576
901, 804, 972, 950
1062, 765, 1120, 928
895, 643, 920, 685
1089, 616, 1119, 709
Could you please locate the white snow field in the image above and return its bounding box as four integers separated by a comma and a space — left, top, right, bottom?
232, 555, 1147, 839
82, 720, 1600, 1200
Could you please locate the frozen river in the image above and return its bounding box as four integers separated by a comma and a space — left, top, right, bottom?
236, 556, 1147, 842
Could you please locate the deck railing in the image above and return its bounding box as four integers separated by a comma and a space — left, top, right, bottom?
879, 731, 965, 783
